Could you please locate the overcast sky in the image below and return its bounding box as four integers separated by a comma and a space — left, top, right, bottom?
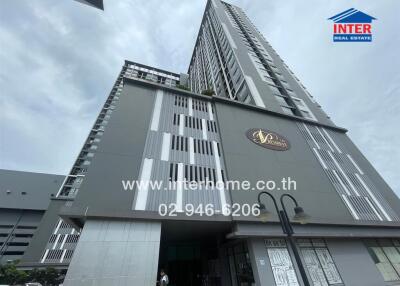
0, 0, 399, 196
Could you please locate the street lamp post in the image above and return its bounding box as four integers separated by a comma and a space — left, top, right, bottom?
257, 191, 311, 286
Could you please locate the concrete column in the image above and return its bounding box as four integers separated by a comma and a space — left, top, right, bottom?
247, 238, 276, 286
63, 219, 161, 286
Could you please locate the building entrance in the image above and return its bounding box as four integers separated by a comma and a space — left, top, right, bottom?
158, 241, 220, 286
157, 221, 232, 286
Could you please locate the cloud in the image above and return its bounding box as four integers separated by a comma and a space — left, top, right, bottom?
0, 0, 399, 197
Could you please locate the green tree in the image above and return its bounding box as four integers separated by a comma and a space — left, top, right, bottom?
176, 84, 190, 91
28, 268, 44, 283
28, 267, 62, 286
43, 267, 61, 286
0, 263, 62, 286
0, 261, 29, 285
201, 89, 214, 96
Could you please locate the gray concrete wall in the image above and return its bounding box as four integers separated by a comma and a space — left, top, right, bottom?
215, 102, 353, 223
326, 238, 385, 286
21, 200, 67, 264
63, 219, 161, 286
70, 83, 155, 216
214, 99, 400, 224
0, 209, 44, 264
0, 169, 64, 210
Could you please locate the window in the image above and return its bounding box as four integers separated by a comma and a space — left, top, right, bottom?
268, 84, 284, 95
275, 95, 288, 106
137, 71, 147, 79
291, 96, 317, 121
281, 106, 295, 116
265, 239, 299, 286
157, 76, 166, 84
298, 239, 343, 285
365, 239, 400, 282
16, 225, 36, 229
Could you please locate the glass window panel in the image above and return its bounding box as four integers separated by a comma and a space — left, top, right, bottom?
301, 249, 328, 286
298, 239, 342, 285
315, 248, 342, 284
392, 239, 400, 247
369, 247, 400, 281
382, 247, 400, 274
265, 239, 300, 286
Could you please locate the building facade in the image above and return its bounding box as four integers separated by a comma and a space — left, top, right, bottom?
18, 1, 400, 286
0, 170, 64, 265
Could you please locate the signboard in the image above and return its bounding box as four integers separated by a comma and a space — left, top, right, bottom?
246, 128, 290, 151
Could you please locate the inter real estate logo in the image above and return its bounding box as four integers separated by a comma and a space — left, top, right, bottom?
328, 8, 376, 42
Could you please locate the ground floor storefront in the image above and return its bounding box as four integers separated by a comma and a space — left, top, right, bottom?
60, 219, 400, 286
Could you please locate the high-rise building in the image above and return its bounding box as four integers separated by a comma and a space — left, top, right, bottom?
73, 0, 104, 10
17, 1, 400, 285
189, 0, 332, 123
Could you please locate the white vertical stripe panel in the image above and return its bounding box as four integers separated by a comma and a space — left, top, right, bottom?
71, 228, 75, 235
328, 151, 360, 196
312, 148, 327, 169
176, 163, 184, 212
150, 90, 163, 131
179, 114, 185, 136
365, 197, 383, 221
213, 141, 228, 215
244, 75, 265, 108
303, 123, 320, 149
207, 102, 214, 121
202, 119, 208, 140
316, 127, 334, 152
347, 154, 364, 174
60, 234, 68, 249
60, 249, 67, 263
188, 97, 193, 116
54, 220, 62, 234
355, 173, 392, 221
41, 249, 49, 263
189, 137, 195, 165
332, 170, 351, 195
322, 128, 342, 153
52, 234, 61, 250
134, 158, 153, 210
341, 194, 360, 220
161, 133, 171, 161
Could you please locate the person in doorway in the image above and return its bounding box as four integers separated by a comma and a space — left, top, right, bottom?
160, 269, 169, 286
